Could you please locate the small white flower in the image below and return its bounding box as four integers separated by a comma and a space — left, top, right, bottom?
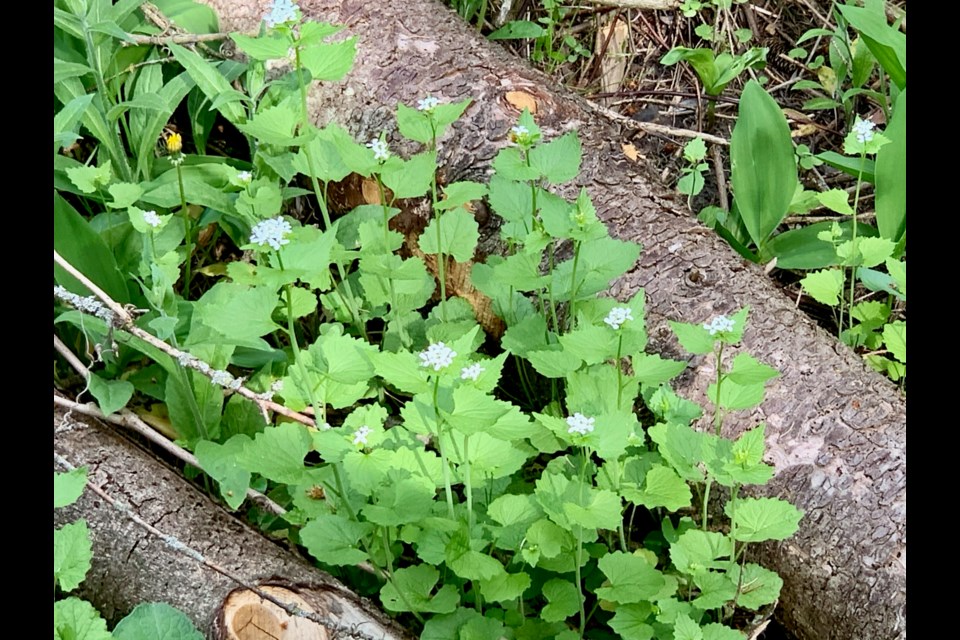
265, 0, 299, 28
566, 412, 595, 436
366, 138, 390, 162
142, 210, 161, 228
703, 315, 735, 336
852, 118, 876, 144
353, 425, 372, 445
419, 342, 457, 372
511, 125, 529, 138
460, 363, 485, 381
210, 370, 234, 387
417, 96, 440, 112
237, 171, 252, 184
250, 216, 293, 251
604, 306, 634, 331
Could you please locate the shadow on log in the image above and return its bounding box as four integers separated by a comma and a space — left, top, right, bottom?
54, 403, 414, 640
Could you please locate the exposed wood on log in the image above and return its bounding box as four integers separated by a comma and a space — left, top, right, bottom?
53, 402, 414, 640
169, 1, 904, 638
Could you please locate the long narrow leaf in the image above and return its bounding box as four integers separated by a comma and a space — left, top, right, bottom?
730, 80, 798, 250
168, 42, 247, 125
874, 89, 906, 244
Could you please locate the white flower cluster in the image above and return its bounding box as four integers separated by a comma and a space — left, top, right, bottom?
366, 138, 390, 162
265, 0, 299, 28
511, 125, 529, 138
419, 342, 456, 371
566, 412, 595, 435
353, 425, 372, 445
852, 118, 876, 144
604, 306, 634, 330
417, 96, 440, 112
460, 363, 485, 381
250, 216, 293, 251
142, 210, 162, 228
236, 171, 253, 184
54, 286, 115, 324
703, 315, 735, 336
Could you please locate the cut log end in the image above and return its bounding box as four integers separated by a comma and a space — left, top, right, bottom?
215, 585, 330, 640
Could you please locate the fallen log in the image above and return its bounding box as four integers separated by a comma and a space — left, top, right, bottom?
53, 401, 414, 640
195, 1, 905, 638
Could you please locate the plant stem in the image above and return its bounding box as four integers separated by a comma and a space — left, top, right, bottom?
574, 449, 589, 637
433, 376, 457, 519
175, 162, 193, 296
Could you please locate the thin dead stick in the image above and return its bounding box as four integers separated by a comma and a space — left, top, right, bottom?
579, 0, 680, 8
54, 451, 381, 639
53, 250, 315, 428
582, 98, 730, 146
122, 32, 231, 47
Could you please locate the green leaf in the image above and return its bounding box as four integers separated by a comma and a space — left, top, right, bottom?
488, 20, 546, 39
230, 32, 291, 60
419, 208, 479, 262
730, 563, 782, 610
446, 528, 508, 581
633, 465, 692, 511
837, 5, 906, 89
396, 102, 434, 144
527, 347, 582, 379
632, 354, 687, 385
728, 497, 803, 542
883, 321, 906, 363
609, 604, 656, 640
529, 132, 581, 184
55, 468, 88, 509
380, 564, 460, 614
875, 89, 905, 243
800, 269, 844, 306
674, 614, 704, 640
669, 321, 715, 355
300, 513, 373, 566
236, 100, 303, 146
726, 353, 779, 385
236, 422, 311, 484
195, 436, 252, 510
54, 520, 92, 591
54, 191, 129, 302
112, 602, 203, 640
195, 282, 280, 344
542, 579, 581, 622
299, 38, 358, 82
276, 224, 341, 291
596, 551, 667, 603
479, 571, 531, 602
380, 151, 436, 200
701, 623, 748, 640
87, 373, 134, 416
730, 80, 798, 249
437, 181, 488, 211
670, 529, 732, 575
563, 487, 623, 531
54, 597, 111, 640
817, 188, 854, 215
168, 42, 246, 124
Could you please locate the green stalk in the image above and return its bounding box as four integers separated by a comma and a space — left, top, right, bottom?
175, 161, 193, 296
846, 151, 867, 335
616, 333, 624, 410
426, 120, 448, 321
433, 376, 457, 519
81, 22, 132, 182
567, 240, 583, 332
463, 435, 474, 529
574, 449, 589, 637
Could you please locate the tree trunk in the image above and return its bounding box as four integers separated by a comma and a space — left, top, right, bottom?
54, 402, 414, 640
194, 1, 906, 638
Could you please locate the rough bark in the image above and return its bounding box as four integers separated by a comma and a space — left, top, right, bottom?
190, 1, 904, 638
54, 403, 414, 640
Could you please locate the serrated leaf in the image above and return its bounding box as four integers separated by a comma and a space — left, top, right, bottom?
529, 132, 581, 184
542, 579, 581, 622
55, 468, 88, 508
380, 564, 460, 614
446, 529, 507, 581
230, 32, 291, 60
237, 422, 311, 484
195, 436, 252, 510
419, 208, 479, 262
380, 151, 436, 200
635, 465, 692, 511
236, 100, 302, 146
817, 188, 854, 215
800, 269, 844, 306
669, 320, 715, 355
87, 373, 134, 416
436, 181, 488, 210
883, 321, 906, 363
54, 597, 111, 640
54, 520, 92, 591
608, 604, 656, 640
670, 529, 732, 575
730, 563, 782, 610
195, 282, 280, 343
300, 513, 373, 566
479, 571, 531, 602
112, 602, 203, 640
728, 497, 803, 542
596, 551, 666, 603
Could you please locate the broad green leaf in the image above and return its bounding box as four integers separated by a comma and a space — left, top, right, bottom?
380, 565, 460, 614
54, 93, 93, 151
730, 563, 782, 610
300, 513, 372, 566
633, 465, 692, 511
168, 43, 246, 124
479, 571, 531, 603
701, 623, 748, 640
419, 208, 479, 262
633, 353, 687, 385
54, 520, 92, 591
596, 551, 667, 603
436, 181, 488, 211
55, 468, 88, 509
800, 269, 844, 306
563, 488, 623, 531
396, 102, 433, 144
875, 89, 905, 243
837, 5, 906, 89
276, 224, 340, 291
236, 421, 311, 484
446, 531, 507, 582
54, 597, 111, 640
817, 188, 854, 215
492, 146, 540, 181
230, 32, 291, 60
529, 132, 581, 184
728, 497, 803, 542
195, 282, 280, 343
608, 604, 656, 640
884, 320, 906, 363
300, 38, 358, 82
489, 20, 545, 39
112, 602, 203, 640
527, 347, 582, 379
87, 374, 134, 416
726, 353, 779, 385
730, 80, 798, 249
671, 529, 732, 575
542, 579, 581, 622
195, 436, 252, 510
647, 422, 706, 482
236, 100, 303, 146
54, 191, 129, 302
420, 608, 503, 640
674, 614, 704, 640
380, 151, 436, 200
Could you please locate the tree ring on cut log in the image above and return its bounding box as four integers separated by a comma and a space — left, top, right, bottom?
216, 585, 329, 640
